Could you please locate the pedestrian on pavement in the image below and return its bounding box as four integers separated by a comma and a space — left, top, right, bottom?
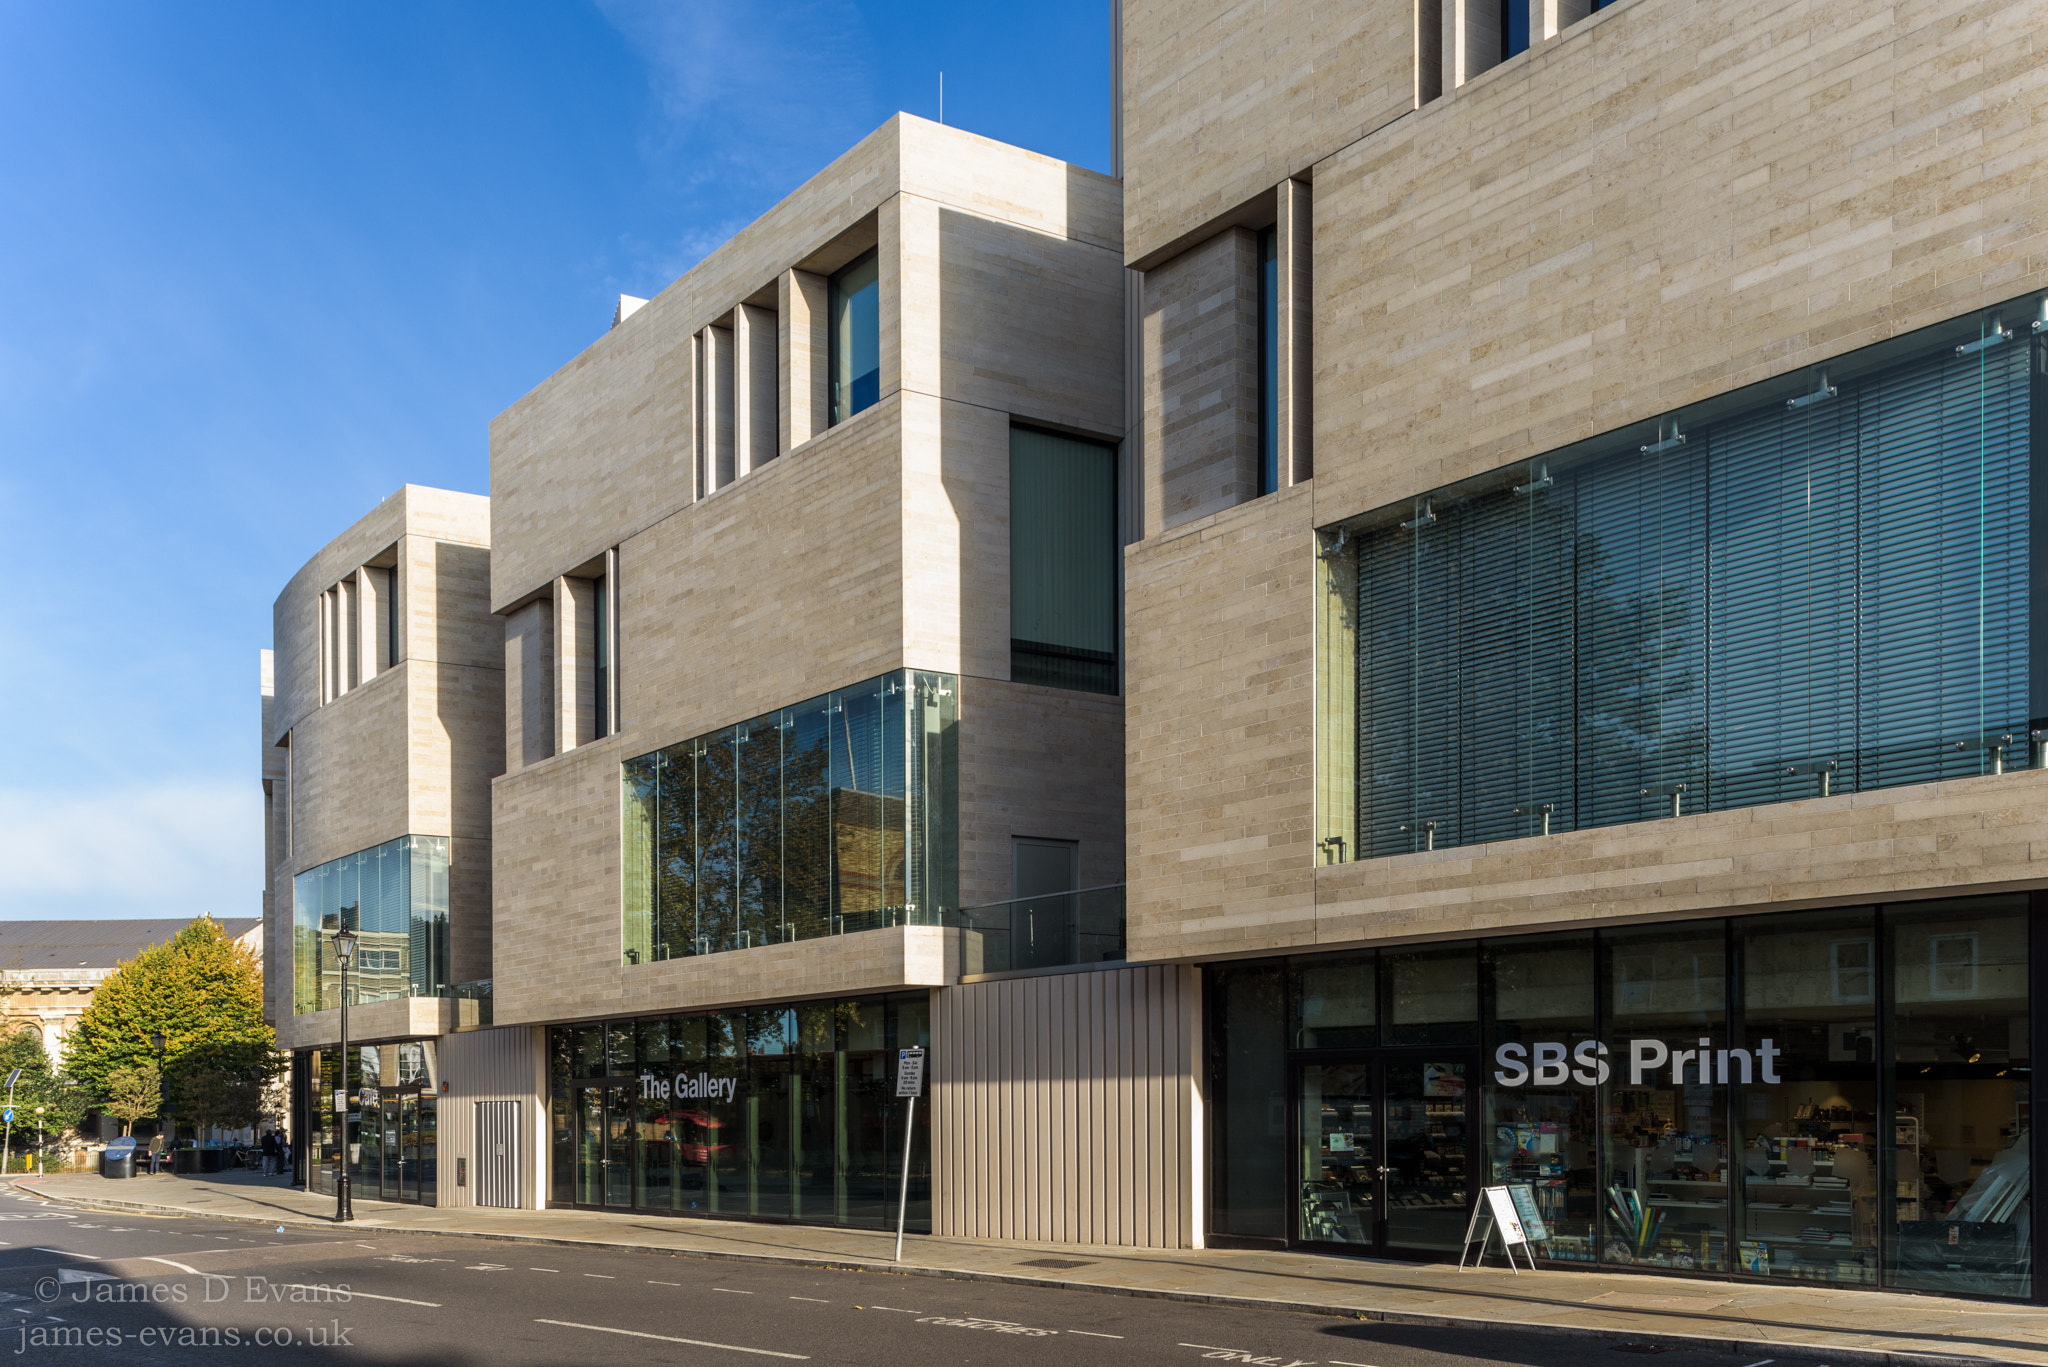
146, 1133, 164, 1176
260, 1131, 278, 1175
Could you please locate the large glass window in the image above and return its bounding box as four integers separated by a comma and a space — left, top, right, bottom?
1213, 892, 2035, 1297
622, 671, 958, 964
1483, 933, 1597, 1261
547, 992, 930, 1232
829, 249, 879, 425
291, 835, 450, 1014
1736, 908, 1881, 1284
1887, 897, 2030, 1296
1336, 300, 2038, 860
1010, 427, 1117, 694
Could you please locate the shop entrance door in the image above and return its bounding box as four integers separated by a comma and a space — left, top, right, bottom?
1295, 1053, 1475, 1258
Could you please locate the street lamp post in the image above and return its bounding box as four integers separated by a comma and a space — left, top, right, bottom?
331, 926, 357, 1224
34, 1107, 43, 1174
149, 1032, 166, 1174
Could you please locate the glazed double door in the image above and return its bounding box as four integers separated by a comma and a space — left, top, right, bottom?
354, 1096, 430, 1203
1295, 1053, 1476, 1257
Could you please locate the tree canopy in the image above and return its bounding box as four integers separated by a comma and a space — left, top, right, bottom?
0, 1028, 86, 1140
62, 919, 277, 1118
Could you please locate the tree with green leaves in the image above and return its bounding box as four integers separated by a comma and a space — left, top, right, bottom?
173, 1066, 269, 1136
102, 1063, 161, 1137
0, 1028, 87, 1145
62, 918, 279, 1137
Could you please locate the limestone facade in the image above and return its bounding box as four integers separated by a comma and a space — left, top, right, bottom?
263, 485, 501, 1054
488, 115, 1128, 1028
1121, 0, 2048, 965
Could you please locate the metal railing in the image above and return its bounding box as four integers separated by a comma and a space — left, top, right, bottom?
954, 885, 1125, 978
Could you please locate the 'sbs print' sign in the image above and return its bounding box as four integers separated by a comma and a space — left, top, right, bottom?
1492, 1038, 1783, 1087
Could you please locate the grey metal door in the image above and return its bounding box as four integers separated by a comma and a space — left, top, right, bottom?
475, 1101, 520, 1209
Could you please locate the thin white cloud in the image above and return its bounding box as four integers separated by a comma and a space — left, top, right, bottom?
595, 0, 880, 282
0, 781, 260, 921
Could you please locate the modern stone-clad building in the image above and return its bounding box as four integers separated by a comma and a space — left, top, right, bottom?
264, 0, 2048, 1303
1122, 0, 2048, 1299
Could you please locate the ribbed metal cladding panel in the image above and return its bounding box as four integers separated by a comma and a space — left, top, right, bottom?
932, 965, 1194, 1247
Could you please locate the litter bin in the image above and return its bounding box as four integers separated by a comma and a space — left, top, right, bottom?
99, 1138, 135, 1180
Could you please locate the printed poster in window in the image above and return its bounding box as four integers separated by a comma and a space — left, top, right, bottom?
1423, 1063, 1465, 1099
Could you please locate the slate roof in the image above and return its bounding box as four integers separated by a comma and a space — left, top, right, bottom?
0, 919, 261, 973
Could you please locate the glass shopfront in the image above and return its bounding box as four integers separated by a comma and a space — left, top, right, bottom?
1209, 893, 2039, 1298
547, 991, 931, 1232
300, 1040, 439, 1205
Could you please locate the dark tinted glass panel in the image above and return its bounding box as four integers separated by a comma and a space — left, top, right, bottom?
1736, 908, 1880, 1284
1484, 933, 1597, 1261
1292, 954, 1375, 1049
1011, 427, 1117, 694
1384, 943, 1477, 1046
1214, 967, 1288, 1239
830, 250, 879, 424
1885, 897, 2030, 1297
1601, 923, 1728, 1272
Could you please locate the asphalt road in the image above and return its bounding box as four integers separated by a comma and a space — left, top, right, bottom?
0, 1190, 1829, 1367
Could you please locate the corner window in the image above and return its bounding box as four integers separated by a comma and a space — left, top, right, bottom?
1010, 426, 1117, 693
829, 249, 879, 425
593, 573, 610, 739
1502, 0, 1529, 58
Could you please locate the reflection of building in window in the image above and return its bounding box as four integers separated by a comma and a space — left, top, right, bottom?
1616, 956, 1653, 1012
1929, 933, 1979, 998
1831, 938, 1874, 1003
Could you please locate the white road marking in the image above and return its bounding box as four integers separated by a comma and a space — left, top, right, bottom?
649, 1280, 682, 1287
714, 1287, 753, 1294
1070, 1330, 1124, 1338
279, 1284, 439, 1307
531, 1267, 560, 1272
866, 1305, 920, 1313
536, 1319, 807, 1359
788, 1296, 830, 1303
1741, 1361, 1775, 1367
140, 1258, 201, 1274
1330, 1360, 1380, 1366
583, 1273, 615, 1279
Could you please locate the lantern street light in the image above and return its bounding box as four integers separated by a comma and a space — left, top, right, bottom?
330, 926, 357, 1223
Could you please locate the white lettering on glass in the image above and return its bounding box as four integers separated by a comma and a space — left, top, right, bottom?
1493, 1037, 1778, 1087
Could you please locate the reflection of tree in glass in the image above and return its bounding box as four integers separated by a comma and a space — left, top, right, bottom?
781, 721, 833, 941
653, 747, 699, 961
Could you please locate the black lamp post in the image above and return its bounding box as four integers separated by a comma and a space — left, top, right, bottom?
331, 926, 356, 1223
148, 1032, 167, 1171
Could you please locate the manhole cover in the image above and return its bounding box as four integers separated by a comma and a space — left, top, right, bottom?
1017, 1258, 1093, 1270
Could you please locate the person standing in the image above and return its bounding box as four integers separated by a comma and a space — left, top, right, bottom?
145, 1132, 164, 1176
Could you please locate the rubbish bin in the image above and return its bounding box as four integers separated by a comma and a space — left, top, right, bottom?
99, 1138, 135, 1179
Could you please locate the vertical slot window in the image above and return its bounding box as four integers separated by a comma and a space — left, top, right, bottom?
1010, 426, 1118, 694
593, 574, 610, 739
829, 249, 880, 426
1257, 227, 1279, 497
1502, 0, 1529, 58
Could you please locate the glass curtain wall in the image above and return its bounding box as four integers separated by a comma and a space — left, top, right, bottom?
622, 670, 958, 965
547, 992, 931, 1232
1010, 427, 1118, 694
1346, 301, 2037, 860
292, 835, 450, 1013
1207, 894, 2033, 1297
829, 249, 880, 425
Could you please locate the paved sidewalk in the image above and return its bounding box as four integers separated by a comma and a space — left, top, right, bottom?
16, 1169, 2048, 1366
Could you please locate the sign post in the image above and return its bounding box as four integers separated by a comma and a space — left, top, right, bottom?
2, 1067, 23, 1182
893, 1046, 925, 1263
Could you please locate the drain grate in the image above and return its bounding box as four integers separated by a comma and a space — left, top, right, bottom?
1016, 1258, 1094, 1270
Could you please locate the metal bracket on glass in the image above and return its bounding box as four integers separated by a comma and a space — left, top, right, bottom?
1513, 802, 1556, 837
1781, 759, 1837, 797
1316, 526, 1350, 559
1786, 370, 1836, 410
1513, 464, 1553, 495
1317, 834, 1348, 864
1398, 820, 1438, 852
1640, 418, 1686, 455
1401, 499, 1436, 531
1958, 315, 2011, 355
1640, 781, 1687, 818
1953, 731, 2022, 774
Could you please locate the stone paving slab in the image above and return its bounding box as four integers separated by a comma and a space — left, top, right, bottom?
15, 1170, 2048, 1367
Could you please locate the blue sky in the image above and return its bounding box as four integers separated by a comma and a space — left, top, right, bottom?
0, 1, 1113, 920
